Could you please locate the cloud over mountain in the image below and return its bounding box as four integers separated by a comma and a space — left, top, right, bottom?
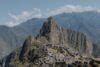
7, 8, 42, 26
46, 5, 96, 16
7, 5, 100, 27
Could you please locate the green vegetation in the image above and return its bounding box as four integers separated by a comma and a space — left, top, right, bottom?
30, 41, 41, 50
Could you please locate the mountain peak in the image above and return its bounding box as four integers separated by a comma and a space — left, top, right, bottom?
39, 17, 60, 36
4, 17, 96, 67
38, 17, 93, 56
19, 35, 34, 61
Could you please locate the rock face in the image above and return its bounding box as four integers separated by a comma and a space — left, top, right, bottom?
19, 35, 34, 62
3, 17, 96, 67
39, 17, 61, 45
38, 17, 92, 56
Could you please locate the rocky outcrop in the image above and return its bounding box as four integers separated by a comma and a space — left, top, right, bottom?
38, 17, 92, 57
19, 35, 34, 62
3, 17, 96, 67
39, 17, 61, 45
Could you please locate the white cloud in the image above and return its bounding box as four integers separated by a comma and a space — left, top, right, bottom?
7, 5, 100, 27
8, 13, 19, 21
8, 21, 15, 27
7, 8, 42, 26
44, 5, 97, 17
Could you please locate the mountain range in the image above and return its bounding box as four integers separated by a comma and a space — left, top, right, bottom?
0, 11, 100, 59
1, 17, 98, 67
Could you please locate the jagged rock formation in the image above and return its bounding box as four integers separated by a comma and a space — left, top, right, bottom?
0, 12, 100, 60
3, 17, 99, 67
19, 35, 34, 62
38, 17, 92, 57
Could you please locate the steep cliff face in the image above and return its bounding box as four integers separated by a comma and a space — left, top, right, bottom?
39, 17, 61, 45
66, 29, 93, 56
38, 17, 92, 56
19, 35, 34, 62
4, 17, 94, 67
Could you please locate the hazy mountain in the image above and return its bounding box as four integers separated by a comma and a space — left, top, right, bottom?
0, 11, 100, 59
13, 11, 100, 43
0, 26, 20, 59
54, 11, 100, 43
12, 18, 45, 37
3, 17, 95, 67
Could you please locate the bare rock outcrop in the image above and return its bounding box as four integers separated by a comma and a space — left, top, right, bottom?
3, 17, 97, 67
38, 17, 92, 56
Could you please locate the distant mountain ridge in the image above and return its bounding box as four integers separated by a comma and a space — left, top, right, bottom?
3, 17, 94, 67
0, 11, 100, 59
0, 26, 21, 59
13, 11, 100, 43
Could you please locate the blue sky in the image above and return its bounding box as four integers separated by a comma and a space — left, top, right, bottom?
0, 0, 100, 26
